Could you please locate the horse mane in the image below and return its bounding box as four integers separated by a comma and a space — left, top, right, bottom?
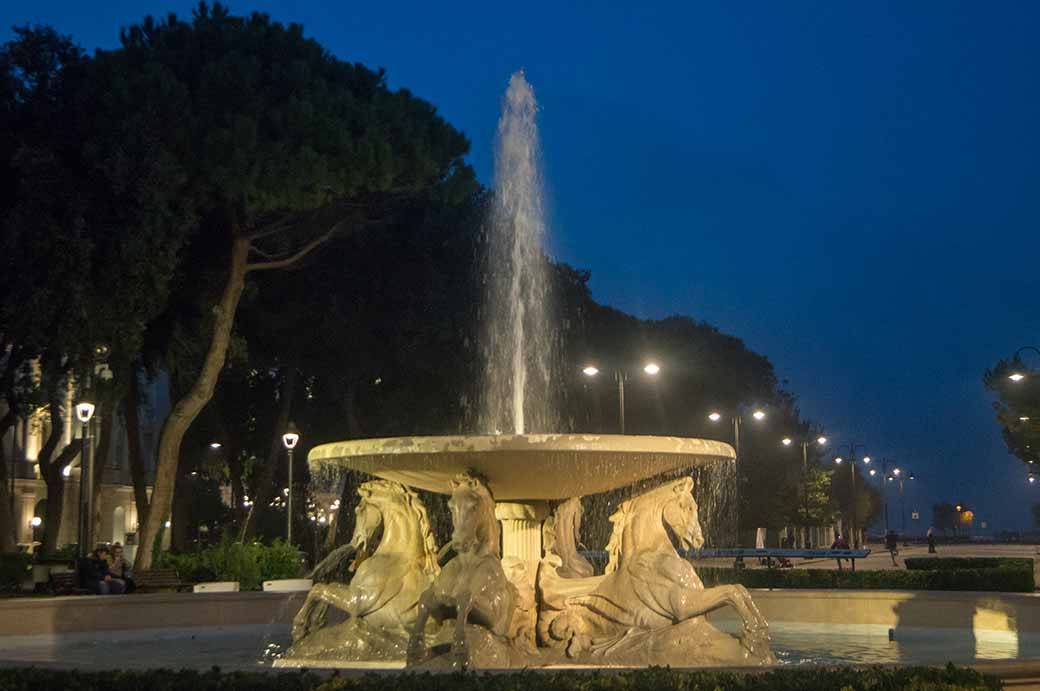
360, 480, 440, 575
603, 476, 695, 575
400, 485, 441, 576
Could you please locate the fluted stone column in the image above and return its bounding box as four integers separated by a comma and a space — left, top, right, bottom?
495, 501, 550, 563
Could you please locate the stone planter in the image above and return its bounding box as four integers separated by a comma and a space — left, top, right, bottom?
193, 581, 239, 593
263, 578, 312, 592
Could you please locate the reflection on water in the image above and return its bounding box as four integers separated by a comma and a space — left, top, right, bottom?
0, 623, 1036, 670
770, 622, 1035, 665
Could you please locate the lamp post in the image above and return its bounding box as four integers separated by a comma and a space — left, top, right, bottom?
781, 434, 827, 547
882, 465, 915, 535
832, 443, 870, 548
1007, 346, 1040, 382
707, 407, 767, 546
581, 361, 661, 434
282, 422, 300, 545
75, 400, 96, 557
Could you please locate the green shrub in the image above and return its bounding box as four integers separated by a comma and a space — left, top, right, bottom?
905, 556, 1033, 571
157, 538, 303, 590
0, 552, 32, 592
0, 664, 1002, 691
697, 563, 1034, 592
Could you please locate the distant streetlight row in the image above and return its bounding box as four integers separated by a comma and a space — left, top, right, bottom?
581, 361, 661, 434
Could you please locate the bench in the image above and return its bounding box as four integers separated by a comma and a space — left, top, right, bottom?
693, 548, 872, 572
133, 568, 192, 593
49, 570, 88, 596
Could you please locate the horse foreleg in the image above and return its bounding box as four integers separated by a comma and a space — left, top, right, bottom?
451, 591, 473, 670
407, 590, 435, 666
292, 585, 330, 641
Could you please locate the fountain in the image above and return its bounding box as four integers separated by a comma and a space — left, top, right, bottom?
277, 71, 772, 670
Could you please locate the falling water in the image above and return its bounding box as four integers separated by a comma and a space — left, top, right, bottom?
479, 71, 558, 435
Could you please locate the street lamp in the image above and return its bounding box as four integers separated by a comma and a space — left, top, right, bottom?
707, 406, 767, 545
1007, 346, 1040, 382
780, 433, 827, 547
582, 361, 661, 434
830, 442, 869, 548
75, 399, 96, 557
282, 422, 300, 545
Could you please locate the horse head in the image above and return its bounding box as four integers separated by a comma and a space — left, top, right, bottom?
351, 481, 389, 558
448, 472, 500, 557
661, 476, 704, 550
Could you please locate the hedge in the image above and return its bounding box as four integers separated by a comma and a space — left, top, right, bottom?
904, 557, 1033, 571
0, 665, 1002, 691
697, 565, 1035, 592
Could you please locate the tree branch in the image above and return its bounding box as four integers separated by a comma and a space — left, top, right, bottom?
245, 225, 339, 273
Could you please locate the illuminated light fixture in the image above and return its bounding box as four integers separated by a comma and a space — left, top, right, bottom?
955, 505, 962, 512
893, 467, 901, 476
75, 401, 95, 423
164, 520, 172, 528
781, 437, 793, 446
582, 366, 599, 377
283, 488, 290, 496
869, 469, 876, 476
708, 412, 722, 422
282, 422, 300, 450
62, 465, 72, 477
209, 442, 222, 449
887, 475, 894, 482
908, 472, 916, 480
817, 436, 828, 445
752, 410, 766, 421
1031, 475, 1037, 484
835, 456, 844, 464
1021, 416, 1031, 422
643, 363, 660, 376
1009, 372, 1025, 382
30, 516, 41, 527
862, 456, 872, 464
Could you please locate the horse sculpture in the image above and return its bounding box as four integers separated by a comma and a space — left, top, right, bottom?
407, 472, 525, 669
287, 480, 439, 662
538, 476, 773, 667
542, 497, 595, 579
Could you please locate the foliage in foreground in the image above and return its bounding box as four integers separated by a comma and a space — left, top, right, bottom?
0, 665, 1002, 691
156, 538, 303, 591
0, 552, 31, 592
698, 564, 1035, 592
904, 557, 1033, 571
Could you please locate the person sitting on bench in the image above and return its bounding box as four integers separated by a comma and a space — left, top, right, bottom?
107, 543, 135, 593
80, 546, 125, 595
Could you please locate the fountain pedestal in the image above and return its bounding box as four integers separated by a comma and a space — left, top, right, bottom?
495, 501, 550, 563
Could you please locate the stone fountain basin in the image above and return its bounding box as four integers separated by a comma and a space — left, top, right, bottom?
308, 434, 735, 501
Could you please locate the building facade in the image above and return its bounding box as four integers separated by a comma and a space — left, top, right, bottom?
4, 373, 169, 556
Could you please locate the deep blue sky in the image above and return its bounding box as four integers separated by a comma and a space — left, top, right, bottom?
5, 2, 1039, 530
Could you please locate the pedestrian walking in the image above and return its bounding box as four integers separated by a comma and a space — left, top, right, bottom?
927, 527, 937, 554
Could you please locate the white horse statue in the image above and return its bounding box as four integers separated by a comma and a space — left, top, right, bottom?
538, 476, 773, 666
287, 479, 439, 662
407, 472, 527, 669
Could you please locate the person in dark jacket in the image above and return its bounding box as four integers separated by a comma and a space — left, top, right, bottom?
80, 546, 125, 594
885, 529, 899, 566
927, 527, 937, 554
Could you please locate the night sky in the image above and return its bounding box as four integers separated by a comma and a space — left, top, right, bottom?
5, 2, 1039, 530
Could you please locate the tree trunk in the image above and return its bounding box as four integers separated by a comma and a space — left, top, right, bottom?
239, 366, 298, 542
37, 374, 71, 555
137, 235, 251, 569
124, 368, 150, 536
90, 406, 114, 545
0, 409, 17, 552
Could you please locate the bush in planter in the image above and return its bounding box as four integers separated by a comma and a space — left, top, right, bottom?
158, 538, 303, 590
0, 552, 32, 592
